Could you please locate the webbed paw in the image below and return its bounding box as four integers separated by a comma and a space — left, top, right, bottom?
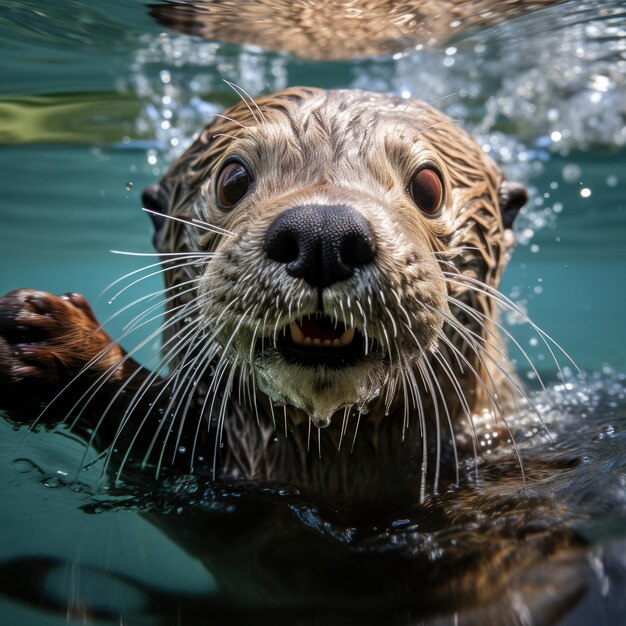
0, 289, 122, 407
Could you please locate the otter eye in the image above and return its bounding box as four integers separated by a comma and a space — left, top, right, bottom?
216, 160, 252, 210
409, 167, 444, 216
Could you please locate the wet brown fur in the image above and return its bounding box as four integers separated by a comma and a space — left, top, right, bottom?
0, 88, 529, 505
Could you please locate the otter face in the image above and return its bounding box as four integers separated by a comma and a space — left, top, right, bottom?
148, 88, 525, 427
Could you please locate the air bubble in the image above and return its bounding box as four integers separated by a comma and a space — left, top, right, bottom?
562, 164, 582, 182
125, 182, 134, 191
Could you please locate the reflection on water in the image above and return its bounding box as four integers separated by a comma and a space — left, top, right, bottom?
149, 0, 563, 60
2, 373, 626, 624
1, 0, 626, 625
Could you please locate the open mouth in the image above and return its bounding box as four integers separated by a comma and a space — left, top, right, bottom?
272, 314, 369, 367
289, 315, 356, 348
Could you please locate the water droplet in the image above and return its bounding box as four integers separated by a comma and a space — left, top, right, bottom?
580, 187, 592, 198
606, 175, 619, 187
178, 446, 187, 454
125, 181, 133, 191
43, 477, 62, 488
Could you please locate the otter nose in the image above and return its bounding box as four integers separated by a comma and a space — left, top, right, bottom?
264, 204, 376, 289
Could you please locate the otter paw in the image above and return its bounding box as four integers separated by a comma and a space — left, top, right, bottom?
0, 289, 122, 402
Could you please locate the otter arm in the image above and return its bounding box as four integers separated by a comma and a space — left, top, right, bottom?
0, 289, 158, 421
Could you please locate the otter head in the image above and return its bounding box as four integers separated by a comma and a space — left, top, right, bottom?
143, 88, 526, 428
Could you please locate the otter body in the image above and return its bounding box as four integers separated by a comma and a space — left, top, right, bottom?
0, 88, 530, 504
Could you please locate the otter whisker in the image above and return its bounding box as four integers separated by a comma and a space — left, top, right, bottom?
412, 359, 431, 502
249, 366, 261, 427
68, 309, 199, 444
113, 328, 211, 479
437, 287, 566, 438
208, 112, 249, 130
148, 320, 227, 476
355, 298, 370, 355
214, 358, 239, 467
268, 395, 277, 431
249, 318, 262, 362
23, 294, 199, 443
439, 289, 549, 397
212, 133, 240, 142
100, 278, 201, 332
435, 327, 527, 487
223, 80, 267, 125
383, 303, 399, 338
338, 404, 351, 451
431, 347, 479, 482
91, 316, 206, 478
163, 341, 227, 477
110, 250, 211, 258
435, 310, 514, 418
100, 254, 210, 300
424, 356, 460, 488
107, 258, 207, 304
350, 409, 362, 454
172, 343, 220, 472
442, 272, 581, 378
188, 340, 231, 468
317, 426, 322, 460
165, 333, 223, 467
201, 304, 256, 476
142, 207, 235, 238
121, 286, 202, 335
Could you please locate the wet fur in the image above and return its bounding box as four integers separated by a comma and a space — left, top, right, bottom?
0, 88, 538, 506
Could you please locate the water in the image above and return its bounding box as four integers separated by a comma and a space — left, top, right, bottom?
1, 0, 626, 624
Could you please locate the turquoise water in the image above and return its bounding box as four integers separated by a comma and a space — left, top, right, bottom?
1, 1, 626, 624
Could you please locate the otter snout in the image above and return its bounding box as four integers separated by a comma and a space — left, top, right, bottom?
263, 204, 376, 288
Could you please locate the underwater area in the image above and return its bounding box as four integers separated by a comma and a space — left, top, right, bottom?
1, 0, 626, 624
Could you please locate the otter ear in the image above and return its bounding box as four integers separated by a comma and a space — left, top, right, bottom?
499, 180, 527, 230
142, 183, 171, 248
142, 183, 170, 232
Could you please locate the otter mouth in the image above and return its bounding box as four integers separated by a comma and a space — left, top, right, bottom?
271, 314, 370, 367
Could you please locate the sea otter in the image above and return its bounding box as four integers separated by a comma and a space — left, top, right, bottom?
0, 87, 534, 506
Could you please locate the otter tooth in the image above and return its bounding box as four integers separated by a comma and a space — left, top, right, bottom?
322, 339, 332, 346
338, 327, 356, 347
290, 321, 305, 345
331, 338, 341, 347
303, 337, 312, 346
312, 338, 321, 346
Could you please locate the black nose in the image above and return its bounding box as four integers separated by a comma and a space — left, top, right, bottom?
264, 204, 376, 289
